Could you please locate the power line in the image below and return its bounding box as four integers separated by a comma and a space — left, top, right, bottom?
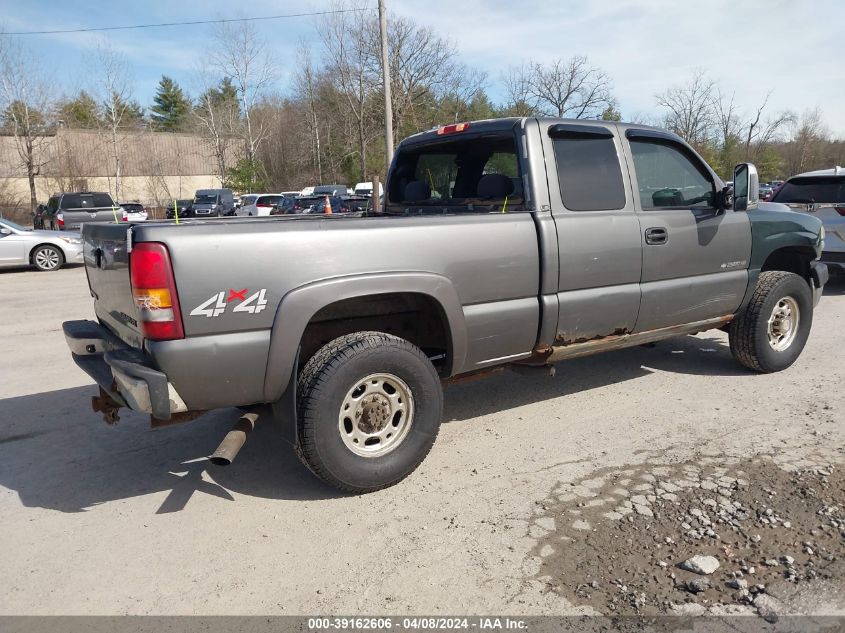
1, 7, 374, 36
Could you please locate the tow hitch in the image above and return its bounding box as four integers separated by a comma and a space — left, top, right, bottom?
91, 387, 122, 424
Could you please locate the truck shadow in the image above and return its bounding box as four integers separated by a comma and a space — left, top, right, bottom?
0, 387, 334, 512
0, 332, 745, 513
823, 275, 845, 296
444, 332, 743, 421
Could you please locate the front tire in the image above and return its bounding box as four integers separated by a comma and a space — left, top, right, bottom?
729, 271, 813, 373
296, 332, 443, 493
32, 245, 64, 271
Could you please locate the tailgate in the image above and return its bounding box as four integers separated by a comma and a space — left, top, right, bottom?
63, 207, 121, 230
82, 223, 144, 348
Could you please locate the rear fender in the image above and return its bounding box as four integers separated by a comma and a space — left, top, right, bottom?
262, 272, 467, 403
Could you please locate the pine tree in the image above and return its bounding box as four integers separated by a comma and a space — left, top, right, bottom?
59, 91, 100, 128
150, 75, 190, 131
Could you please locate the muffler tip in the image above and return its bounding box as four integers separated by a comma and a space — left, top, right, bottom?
209, 412, 258, 467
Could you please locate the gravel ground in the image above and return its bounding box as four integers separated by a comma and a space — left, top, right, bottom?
0, 265, 843, 619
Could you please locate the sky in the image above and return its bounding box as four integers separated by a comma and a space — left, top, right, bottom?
2, 0, 844, 136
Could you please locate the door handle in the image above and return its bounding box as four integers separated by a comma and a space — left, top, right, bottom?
645, 227, 668, 245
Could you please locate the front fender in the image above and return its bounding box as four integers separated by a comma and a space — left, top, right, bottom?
748, 207, 824, 270
262, 271, 468, 402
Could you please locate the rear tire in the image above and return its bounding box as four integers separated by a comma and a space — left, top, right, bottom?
296, 332, 443, 493
32, 245, 64, 271
729, 271, 813, 373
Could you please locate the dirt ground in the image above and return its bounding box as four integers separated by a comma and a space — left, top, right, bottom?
0, 265, 842, 619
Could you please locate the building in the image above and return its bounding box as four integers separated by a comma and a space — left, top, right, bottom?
0, 127, 241, 208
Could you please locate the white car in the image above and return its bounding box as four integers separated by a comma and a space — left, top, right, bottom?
0, 218, 84, 271
300, 186, 315, 196
119, 202, 148, 222
236, 194, 289, 216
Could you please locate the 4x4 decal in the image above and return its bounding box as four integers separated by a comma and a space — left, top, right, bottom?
190, 289, 268, 318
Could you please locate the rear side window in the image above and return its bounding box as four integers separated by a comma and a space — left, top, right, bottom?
772, 177, 845, 203
552, 137, 625, 211
387, 132, 524, 214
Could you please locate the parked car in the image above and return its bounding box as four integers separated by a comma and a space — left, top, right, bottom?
280, 191, 300, 198
313, 184, 347, 196
300, 186, 315, 196
43, 192, 124, 231
770, 166, 845, 274
0, 217, 83, 271
192, 188, 235, 217
62, 117, 827, 493
759, 184, 774, 201
353, 182, 384, 198
236, 194, 291, 217
165, 199, 194, 219
119, 202, 148, 222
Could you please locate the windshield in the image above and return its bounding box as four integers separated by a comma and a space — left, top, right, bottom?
772, 176, 845, 203
387, 132, 524, 214
194, 194, 219, 204
0, 218, 28, 232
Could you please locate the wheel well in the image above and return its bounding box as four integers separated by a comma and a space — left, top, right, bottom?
760, 247, 815, 282
29, 243, 64, 264
299, 293, 453, 376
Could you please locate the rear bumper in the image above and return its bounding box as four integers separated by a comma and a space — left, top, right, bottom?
63, 319, 188, 420
811, 261, 829, 306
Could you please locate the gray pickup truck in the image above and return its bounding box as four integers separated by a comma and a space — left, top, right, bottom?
45, 191, 123, 231
63, 117, 828, 493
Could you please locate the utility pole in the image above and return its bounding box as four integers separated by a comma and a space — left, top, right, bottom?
378, 0, 394, 176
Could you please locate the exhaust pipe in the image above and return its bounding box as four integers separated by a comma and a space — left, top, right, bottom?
209, 411, 259, 466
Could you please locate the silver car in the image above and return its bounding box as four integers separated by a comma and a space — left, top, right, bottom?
771, 166, 845, 273
0, 218, 83, 271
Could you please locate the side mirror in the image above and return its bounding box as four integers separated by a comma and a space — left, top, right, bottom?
0, 228, 11, 236
733, 163, 759, 211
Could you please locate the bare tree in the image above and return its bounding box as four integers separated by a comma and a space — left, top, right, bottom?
295, 45, 324, 183
193, 66, 240, 182
211, 20, 276, 167
91, 43, 139, 201
741, 91, 795, 155
784, 107, 828, 175
319, 1, 375, 179
655, 69, 715, 146
0, 35, 55, 212
523, 56, 613, 119
502, 63, 537, 116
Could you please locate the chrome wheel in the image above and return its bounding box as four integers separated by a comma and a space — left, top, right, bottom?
338, 373, 414, 458
34, 247, 60, 270
767, 296, 799, 352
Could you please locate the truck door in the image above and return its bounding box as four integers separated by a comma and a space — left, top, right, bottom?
540, 122, 643, 343
621, 129, 751, 332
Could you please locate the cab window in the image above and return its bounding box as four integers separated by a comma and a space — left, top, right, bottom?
630, 140, 715, 209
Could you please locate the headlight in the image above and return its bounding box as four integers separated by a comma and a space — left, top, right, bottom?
60, 237, 82, 245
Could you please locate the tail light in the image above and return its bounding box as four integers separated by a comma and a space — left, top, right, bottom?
835, 206, 845, 216
130, 242, 184, 341
57, 212, 64, 228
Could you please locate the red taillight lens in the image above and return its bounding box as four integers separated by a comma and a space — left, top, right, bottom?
436, 122, 470, 135
835, 206, 845, 216
57, 212, 64, 227
130, 242, 184, 340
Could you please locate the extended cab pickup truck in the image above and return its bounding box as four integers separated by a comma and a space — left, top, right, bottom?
63, 118, 828, 493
